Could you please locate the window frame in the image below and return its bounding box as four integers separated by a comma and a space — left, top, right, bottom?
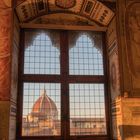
17, 29, 111, 140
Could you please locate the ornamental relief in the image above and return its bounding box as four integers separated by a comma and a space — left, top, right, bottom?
55, 0, 76, 9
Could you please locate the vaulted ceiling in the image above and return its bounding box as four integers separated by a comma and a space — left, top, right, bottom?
15, 0, 115, 26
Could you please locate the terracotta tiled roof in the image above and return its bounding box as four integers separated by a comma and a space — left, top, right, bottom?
32, 89, 58, 117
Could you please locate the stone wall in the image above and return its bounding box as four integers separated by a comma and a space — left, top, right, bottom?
113, 98, 140, 140
117, 0, 140, 97
125, 1, 140, 93
106, 17, 121, 102
9, 13, 20, 140
0, 0, 12, 139
121, 99, 140, 139
106, 16, 121, 140
112, 0, 140, 139
0, 1, 20, 140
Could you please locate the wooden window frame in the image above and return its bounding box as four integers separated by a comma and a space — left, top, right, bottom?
17, 29, 111, 140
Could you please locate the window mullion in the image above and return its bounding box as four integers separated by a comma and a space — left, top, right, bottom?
60, 31, 70, 139
102, 33, 110, 137
17, 30, 25, 138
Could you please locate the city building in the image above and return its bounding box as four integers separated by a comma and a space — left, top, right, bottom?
22, 89, 106, 136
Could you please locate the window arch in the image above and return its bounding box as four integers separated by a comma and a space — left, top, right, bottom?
24, 32, 60, 74
69, 33, 103, 75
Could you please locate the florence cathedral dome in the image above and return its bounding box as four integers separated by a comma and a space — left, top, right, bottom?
30, 89, 58, 120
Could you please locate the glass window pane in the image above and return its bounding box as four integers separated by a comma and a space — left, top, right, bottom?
69, 32, 103, 75
69, 84, 106, 135
22, 83, 61, 136
24, 31, 60, 74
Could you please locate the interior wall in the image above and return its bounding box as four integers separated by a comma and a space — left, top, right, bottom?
117, 0, 140, 97
125, 1, 140, 93
0, 1, 20, 139
114, 0, 140, 139
106, 17, 120, 102
9, 12, 20, 140
0, 0, 12, 139
106, 16, 121, 140
106, 3, 140, 139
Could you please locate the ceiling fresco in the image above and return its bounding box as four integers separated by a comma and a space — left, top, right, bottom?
16, 0, 115, 26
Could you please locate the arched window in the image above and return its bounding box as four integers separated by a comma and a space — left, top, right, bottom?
69, 33, 103, 75
24, 32, 60, 74
17, 30, 109, 140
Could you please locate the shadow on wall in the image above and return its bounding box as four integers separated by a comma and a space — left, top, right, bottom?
119, 125, 140, 139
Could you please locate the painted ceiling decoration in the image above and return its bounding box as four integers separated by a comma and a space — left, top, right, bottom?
55, 0, 76, 9
16, 0, 115, 26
